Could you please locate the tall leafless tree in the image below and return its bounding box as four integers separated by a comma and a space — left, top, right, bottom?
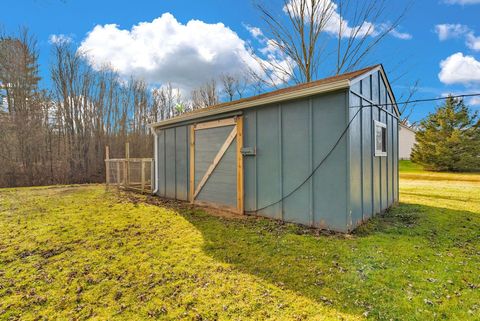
191, 79, 219, 109
253, 0, 410, 85
220, 73, 249, 101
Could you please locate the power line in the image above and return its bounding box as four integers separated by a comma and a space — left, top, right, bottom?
253, 92, 480, 212
349, 92, 480, 109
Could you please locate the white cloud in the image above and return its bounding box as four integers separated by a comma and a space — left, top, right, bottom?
466, 33, 480, 51
78, 13, 267, 93
469, 96, 480, 105
443, 0, 480, 4
389, 28, 413, 40
435, 24, 480, 52
439, 52, 480, 85
435, 24, 470, 41
49, 34, 73, 44
245, 24, 264, 39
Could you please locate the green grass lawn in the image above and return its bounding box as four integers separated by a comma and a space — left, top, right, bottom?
1, 164, 479, 320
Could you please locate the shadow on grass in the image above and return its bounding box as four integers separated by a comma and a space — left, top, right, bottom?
176, 201, 479, 319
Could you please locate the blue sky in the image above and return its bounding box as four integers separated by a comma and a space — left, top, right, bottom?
3, 0, 480, 122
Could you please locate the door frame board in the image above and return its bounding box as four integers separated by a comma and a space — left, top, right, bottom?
189, 116, 244, 214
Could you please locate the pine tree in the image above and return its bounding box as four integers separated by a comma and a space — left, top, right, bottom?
411, 96, 480, 171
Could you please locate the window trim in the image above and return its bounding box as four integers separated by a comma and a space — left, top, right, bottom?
374, 120, 387, 157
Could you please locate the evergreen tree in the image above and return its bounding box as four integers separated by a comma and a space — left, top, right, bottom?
411, 95, 480, 171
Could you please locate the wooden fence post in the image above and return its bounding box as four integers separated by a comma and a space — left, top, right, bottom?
105, 146, 110, 186
116, 161, 121, 186
141, 159, 145, 193
125, 142, 130, 187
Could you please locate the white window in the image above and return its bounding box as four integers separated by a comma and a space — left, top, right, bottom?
374, 120, 387, 157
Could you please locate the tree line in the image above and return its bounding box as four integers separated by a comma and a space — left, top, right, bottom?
0, 29, 254, 187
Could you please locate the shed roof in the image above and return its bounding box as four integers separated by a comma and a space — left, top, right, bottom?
151, 64, 393, 129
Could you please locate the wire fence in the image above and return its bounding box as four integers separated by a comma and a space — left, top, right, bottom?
105, 158, 154, 193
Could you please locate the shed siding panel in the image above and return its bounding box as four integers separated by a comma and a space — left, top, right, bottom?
312, 92, 348, 231
157, 129, 166, 197
380, 110, 388, 210
165, 128, 176, 199
281, 100, 310, 225
175, 126, 188, 201
361, 98, 373, 220
387, 113, 394, 205
349, 93, 363, 228
393, 117, 399, 202
372, 106, 381, 214
379, 76, 388, 210
255, 105, 282, 220
243, 111, 257, 212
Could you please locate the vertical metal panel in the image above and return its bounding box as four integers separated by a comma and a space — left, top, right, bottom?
371, 73, 379, 104
351, 81, 360, 96
312, 92, 348, 231
243, 110, 257, 211
386, 96, 394, 206
363, 75, 372, 100
256, 105, 282, 219
393, 117, 399, 202
281, 99, 310, 225
156, 129, 166, 197
165, 128, 176, 198
348, 93, 363, 227
372, 109, 381, 214
361, 98, 373, 220
278, 105, 284, 219
175, 126, 188, 201
371, 72, 382, 215
309, 98, 314, 226
379, 75, 388, 210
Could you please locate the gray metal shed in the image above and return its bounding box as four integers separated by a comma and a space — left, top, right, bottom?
150, 65, 399, 232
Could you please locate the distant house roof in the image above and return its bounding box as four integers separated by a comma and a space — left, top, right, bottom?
151, 64, 396, 129
400, 123, 417, 133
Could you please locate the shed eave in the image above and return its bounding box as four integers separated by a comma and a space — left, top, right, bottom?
150, 79, 350, 129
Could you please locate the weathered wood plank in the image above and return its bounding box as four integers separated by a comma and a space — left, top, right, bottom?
194, 118, 236, 131
193, 126, 237, 199
236, 116, 244, 214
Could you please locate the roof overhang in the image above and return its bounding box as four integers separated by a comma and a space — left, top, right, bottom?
150, 79, 350, 129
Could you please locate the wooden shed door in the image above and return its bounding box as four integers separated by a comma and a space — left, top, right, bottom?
189, 117, 243, 213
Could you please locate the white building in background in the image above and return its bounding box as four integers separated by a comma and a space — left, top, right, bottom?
399, 123, 416, 160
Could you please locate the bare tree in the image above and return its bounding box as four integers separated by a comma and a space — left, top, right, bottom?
254, 0, 410, 84
0, 28, 47, 186
221, 73, 249, 101
398, 79, 419, 126
191, 79, 219, 109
